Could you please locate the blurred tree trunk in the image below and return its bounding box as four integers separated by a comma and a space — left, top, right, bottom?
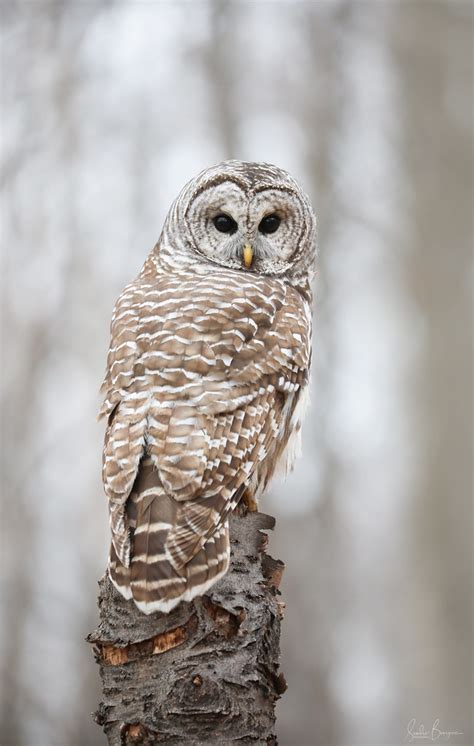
88, 510, 287, 745
389, 1, 473, 740
270, 6, 353, 746
204, 0, 238, 158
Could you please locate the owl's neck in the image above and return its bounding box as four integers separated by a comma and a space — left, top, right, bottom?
141, 238, 314, 306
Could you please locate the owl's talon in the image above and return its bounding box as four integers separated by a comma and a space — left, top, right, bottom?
242, 490, 258, 513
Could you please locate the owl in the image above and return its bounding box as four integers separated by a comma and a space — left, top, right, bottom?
100, 160, 316, 614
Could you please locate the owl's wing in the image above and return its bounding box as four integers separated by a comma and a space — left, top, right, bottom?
101, 265, 311, 612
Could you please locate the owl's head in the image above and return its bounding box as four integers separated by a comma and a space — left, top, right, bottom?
159, 161, 317, 282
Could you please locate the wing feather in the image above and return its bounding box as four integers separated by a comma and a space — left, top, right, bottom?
101, 262, 311, 610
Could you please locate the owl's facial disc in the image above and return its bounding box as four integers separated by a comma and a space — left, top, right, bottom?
185, 181, 248, 271
185, 179, 307, 276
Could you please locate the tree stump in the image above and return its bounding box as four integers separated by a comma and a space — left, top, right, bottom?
87, 508, 287, 745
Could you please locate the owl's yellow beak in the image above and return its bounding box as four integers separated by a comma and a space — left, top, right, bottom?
243, 243, 253, 268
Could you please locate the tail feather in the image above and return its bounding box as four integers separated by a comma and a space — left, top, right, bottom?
109, 541, 133, 599
109, 523, 230, 615
180, 521, 230, 600
108, 458, 231, 614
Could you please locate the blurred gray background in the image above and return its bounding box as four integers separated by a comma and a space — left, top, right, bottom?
1, 1, 472, 745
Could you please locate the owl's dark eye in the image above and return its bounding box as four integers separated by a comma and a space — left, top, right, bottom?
258, 214, 281, 234
213, 213, 238, 234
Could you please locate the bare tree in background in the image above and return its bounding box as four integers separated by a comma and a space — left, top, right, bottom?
389, 1, 473, 736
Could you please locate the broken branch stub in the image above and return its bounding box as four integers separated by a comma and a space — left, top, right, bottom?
88, 508, 286, 745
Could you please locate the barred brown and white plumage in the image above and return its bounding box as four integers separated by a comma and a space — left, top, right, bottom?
100, 160, 317, 614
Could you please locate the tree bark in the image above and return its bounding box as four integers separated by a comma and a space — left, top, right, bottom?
88, 508, 287, 745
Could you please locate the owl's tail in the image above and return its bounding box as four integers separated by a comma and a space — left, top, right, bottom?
108, 459, 231, 615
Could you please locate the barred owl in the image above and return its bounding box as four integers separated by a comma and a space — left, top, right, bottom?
100, 160, 316, 614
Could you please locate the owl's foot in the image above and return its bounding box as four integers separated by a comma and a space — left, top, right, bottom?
242, 489, 258, 513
